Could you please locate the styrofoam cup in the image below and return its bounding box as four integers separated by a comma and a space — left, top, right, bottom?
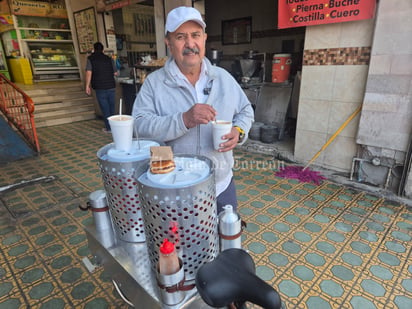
212, 120, 232, 150
108, 115, 134, 152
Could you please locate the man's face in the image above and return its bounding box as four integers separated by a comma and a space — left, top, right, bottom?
165, 21, 207, 71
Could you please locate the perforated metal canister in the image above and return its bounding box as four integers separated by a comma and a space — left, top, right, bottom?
137, 154, 218, 283
97, 140, 160, 242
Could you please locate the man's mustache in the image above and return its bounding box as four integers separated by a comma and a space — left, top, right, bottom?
183, 47, 200, 55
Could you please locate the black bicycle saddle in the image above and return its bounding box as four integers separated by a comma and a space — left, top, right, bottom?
195, 248, 282, 309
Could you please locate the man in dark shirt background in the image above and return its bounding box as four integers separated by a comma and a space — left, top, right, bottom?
85, 42, 118, 133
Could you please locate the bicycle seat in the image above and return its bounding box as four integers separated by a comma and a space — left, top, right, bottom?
195, 248, 282, 309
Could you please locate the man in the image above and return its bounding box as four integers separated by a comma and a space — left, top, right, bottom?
132, 6, 254, 213
85, 42, 118, 133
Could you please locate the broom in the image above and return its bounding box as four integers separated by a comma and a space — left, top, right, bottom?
275, 105, 362, 185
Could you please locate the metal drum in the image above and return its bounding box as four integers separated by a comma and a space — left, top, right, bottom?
249, 121, 264, 140
261, 125, 279, 143
137, 154, 218, 283
97, 139, 161, 242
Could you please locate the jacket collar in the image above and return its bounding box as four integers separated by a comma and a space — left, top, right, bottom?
163, 57, 218, 87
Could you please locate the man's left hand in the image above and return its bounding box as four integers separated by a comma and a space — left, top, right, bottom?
218, 127, 240, 152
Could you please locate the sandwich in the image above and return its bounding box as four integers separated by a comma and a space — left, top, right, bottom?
150, 160, 176, 174
150, 146, 175, 174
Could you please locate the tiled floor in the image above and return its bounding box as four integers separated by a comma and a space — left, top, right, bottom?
0, 119, 411, 309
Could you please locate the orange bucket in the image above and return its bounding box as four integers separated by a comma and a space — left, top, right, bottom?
272, 53, 292, 83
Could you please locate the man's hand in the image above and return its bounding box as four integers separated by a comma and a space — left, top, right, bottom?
85, 85, 91, 96
183, 103, 217, 128
218, 127, 240, 152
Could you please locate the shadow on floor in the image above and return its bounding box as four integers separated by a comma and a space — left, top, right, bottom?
0, 116, 36, 163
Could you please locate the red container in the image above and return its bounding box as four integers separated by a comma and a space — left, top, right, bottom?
272, 53, 292, 83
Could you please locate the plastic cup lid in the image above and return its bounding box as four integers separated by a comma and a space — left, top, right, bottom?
106, 140, 160, 162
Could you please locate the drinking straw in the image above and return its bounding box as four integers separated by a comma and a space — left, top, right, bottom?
119, 98, 122, 120
133, 124, 140, 150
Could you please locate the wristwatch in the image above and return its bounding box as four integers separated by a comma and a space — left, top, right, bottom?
234, 126, 245, 143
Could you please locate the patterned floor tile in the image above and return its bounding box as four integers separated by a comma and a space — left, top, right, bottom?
0, 119, 411, 308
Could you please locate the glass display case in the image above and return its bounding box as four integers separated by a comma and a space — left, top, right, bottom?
5, 15, 80, 81
24, 42, 79, 81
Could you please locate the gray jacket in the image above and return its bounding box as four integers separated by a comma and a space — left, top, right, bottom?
132, 57, 254, 194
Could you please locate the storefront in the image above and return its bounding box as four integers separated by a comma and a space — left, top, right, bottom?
0, 1, 178, 84
0, 0, 410, 198
102, 0, 412, 198
0, 0, 79, 83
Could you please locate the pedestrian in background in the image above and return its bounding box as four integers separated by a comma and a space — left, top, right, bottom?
85, 42, 118, 133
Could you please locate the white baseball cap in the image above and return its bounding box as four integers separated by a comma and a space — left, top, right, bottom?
165, 6, 206, 34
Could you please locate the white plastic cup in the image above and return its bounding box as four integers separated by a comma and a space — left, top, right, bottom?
212, 120, 232, 150
108, 115, 134, 152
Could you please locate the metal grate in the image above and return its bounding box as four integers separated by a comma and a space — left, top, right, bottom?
0, 74, 40, 153
97, 143, 150, 243
100, 166, 146, 242
138, 155, 219, 282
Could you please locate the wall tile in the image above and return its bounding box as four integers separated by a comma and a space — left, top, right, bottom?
333, 65, 369, 102
369, 55, 391, 75
373, 30, 412, 56
365, 75, 411, 95
357, 110, 411, 152
296, 99, 331, 133
400, 112, 412, 134
362, 92, 409, 113
409, 79, 412, 96
391, 54, 412, 75
294, 129, 327, 163
339, 19, 375, 47
300, 66, 336, 101
328, 102, 361, 138
372, 4, 412, 56
323, 136, 358, 171
304, 23, 342, 50
303, 47, 371, 66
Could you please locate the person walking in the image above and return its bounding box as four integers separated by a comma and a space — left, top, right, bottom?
85, 42, 118, 133
132, 6, 254, 213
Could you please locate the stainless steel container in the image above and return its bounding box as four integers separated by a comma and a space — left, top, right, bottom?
218, 205, 242, 251
137, 154, 218, 283
97, 140, 161, 242
157, 259, 185, 305
88, 190, 116, 248
88, 190, 112, 231
207, 49, 222, 66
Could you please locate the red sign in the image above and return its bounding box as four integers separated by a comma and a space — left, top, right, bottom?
278, 0, 376, 29
108, 0, 130, 10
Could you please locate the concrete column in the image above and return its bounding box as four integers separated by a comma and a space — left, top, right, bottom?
154, 0, 166, 58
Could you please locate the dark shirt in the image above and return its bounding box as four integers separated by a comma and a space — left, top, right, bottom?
86, 52, 116, 90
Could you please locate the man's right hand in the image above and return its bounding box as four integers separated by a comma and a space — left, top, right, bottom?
183, 103, 217, 128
